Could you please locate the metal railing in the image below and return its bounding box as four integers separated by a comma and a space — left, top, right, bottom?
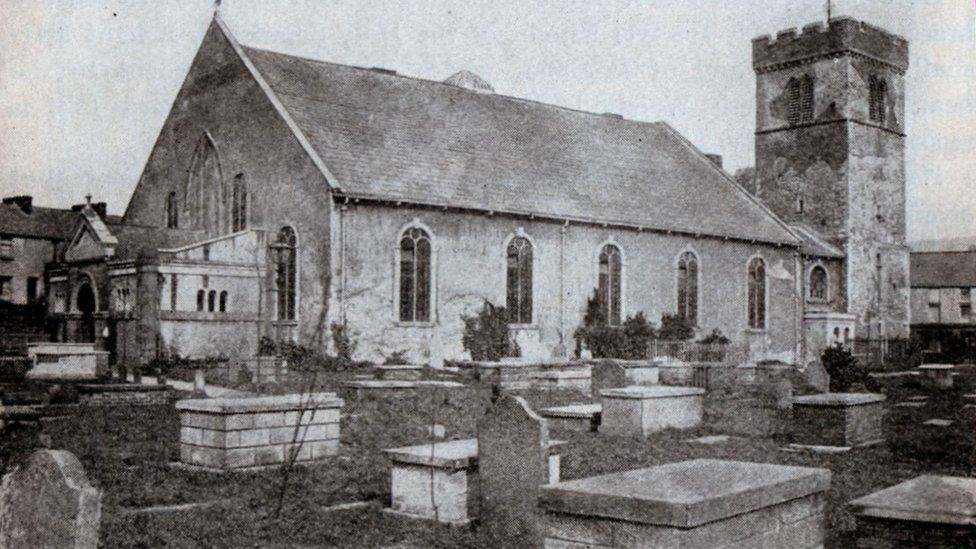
649, 340, 748, 366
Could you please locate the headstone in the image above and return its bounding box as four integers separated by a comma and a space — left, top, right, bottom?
194, 369, 206, 394
590, 360, 628, 392
477, 395, 552, 546
0, 449, 102, 548
802, 360, 830, 393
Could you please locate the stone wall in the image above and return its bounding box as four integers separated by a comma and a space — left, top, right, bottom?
341, 203, 800, 363
122, 19, 335, 349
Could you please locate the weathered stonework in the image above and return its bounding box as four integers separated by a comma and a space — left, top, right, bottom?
540, 459, 830, 549
754, 17, 910, 339
175, 393, 343, 470
791, 392, 886, 448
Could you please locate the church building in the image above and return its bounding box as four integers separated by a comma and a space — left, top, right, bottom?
43, 14, 910, 367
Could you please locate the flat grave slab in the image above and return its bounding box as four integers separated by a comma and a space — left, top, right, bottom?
906, 395, 928, 402
175, 393, 343, 471
539, 403, 601, 432
895, 402, 925, 408
540, 459, 830, 548
375, 365, 425, 381
923, 419, 953, 427
849, 475, 976, 546
600, 385, 705, 437
791, 392, 886, 448
685, 435, 734, 445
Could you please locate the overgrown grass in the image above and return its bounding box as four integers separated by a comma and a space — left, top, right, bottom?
3, 370, 974, 547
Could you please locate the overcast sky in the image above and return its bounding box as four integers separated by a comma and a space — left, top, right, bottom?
1, 0, 973, 241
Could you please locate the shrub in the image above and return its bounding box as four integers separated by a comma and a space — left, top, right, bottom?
697, 329, 730, 345
383, 350, 410, 365
658, 313, 694, 341
573, 290, 656, 359
821, 344, 867, 391
330, 321, 357, 363
462, 301, 520, 361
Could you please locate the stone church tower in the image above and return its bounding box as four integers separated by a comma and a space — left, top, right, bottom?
752, 17, 910, 338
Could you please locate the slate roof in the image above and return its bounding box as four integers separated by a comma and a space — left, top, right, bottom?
240, 45, 798, 246
0, 203, 81, 240
910, 251, 976, 288
789, 224, 845, 259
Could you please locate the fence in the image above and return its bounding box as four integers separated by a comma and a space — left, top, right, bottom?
649, 340, 749, 367
850, 338, 924, 372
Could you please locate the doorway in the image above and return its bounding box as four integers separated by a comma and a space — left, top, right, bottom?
77, 282, 96, 342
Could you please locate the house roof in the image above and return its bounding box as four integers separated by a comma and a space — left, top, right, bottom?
910, 251, 976, 288
789, 224, 845, 259
236, 38, 798, 246
0, 203, 82, 241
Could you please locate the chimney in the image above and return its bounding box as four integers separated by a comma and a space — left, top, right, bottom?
2, 195, 33, 214
92, 202, 107, 219
705, 154, 724, 169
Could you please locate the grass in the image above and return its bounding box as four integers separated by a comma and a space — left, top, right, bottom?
2, 370, 974, 547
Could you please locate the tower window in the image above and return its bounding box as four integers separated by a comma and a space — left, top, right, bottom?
869, 76, 887, 124
809, 265, 828, 301
787, 75, 815, 126
231, 174, 247, 232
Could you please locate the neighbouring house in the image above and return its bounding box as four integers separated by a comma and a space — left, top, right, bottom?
36, 14, 909, 370
908, 250, 976, 361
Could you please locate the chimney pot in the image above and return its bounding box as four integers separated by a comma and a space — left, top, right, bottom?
2, 195, 33, 214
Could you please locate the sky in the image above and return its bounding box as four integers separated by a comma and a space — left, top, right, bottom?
0, 0, 973, 242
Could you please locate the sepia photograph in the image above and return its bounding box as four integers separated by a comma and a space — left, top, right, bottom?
1, 0, 975, 546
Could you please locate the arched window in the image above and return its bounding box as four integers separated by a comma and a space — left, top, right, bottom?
196, 289, 205, 312
677, 251, 699, 326
506, 236, 533, 324
869, 76, 887, 124
166, 191, 179, 228
207, 290, 216, 312
747, 257, 766, 330
185, 134, 223, 235
274, 226, 297, 321
398, 227, 431, 322
809, 265, 828, 301
598, 244, 622, 326
231, 174, 247, 232
219, 290, 228, 312
787, 75, 814, 125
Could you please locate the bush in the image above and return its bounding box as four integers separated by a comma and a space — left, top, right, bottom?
383, 350, 410, 365
658, 313, 694, 341
821, 344, 868, 391
697, 329, 730, 345
462, 301, 520, 361
573, 290, 656, 359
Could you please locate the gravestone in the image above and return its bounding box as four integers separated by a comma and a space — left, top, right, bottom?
590, 360, 628, 392
802, 360, 830, 393
477, 395, 552, 547
0, 449, 102, 548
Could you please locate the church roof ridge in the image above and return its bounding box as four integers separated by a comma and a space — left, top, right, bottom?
221, 16, 799, 247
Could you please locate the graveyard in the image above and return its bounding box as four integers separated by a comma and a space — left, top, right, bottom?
2, 347, 976, 548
